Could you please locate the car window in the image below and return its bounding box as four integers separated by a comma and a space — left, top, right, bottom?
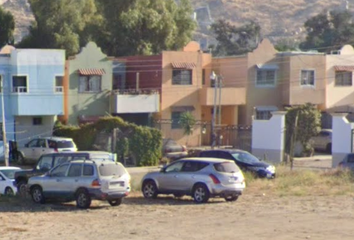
99, 163, 126, 176
231, 152, 259, 164
48, 140, 57, 149
200, 151, 218, 158
56, 140, 75, 148
347, 155, 354, 163
181, 161, 208, 172
53, 156, 72, 167
219, 152, 233, 160
83, 164, 94, 176
38, 139, 46, 148
165, 161, 184, 173
68, 164, 82, 177
27, 139, 38, 148
214, 162, 240, 173
36, 155, 53, 171
51, 164, 69, 177
0, 169, 19, 179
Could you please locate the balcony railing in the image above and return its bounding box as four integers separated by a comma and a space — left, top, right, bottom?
55, 86, 63, 92
12, 86, 27, 93
112, 88, 159, 95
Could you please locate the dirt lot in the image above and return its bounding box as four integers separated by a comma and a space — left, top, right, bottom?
1, 192, 354, 240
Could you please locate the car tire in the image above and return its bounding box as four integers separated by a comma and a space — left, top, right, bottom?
173, 193, 185, 198
326, 143, 332, 153
31, 186, 45, 204
108, 198, 122, 206
192, 184, 210, 204
224, 196, 238, 202
142, 180, 158, 199
5, 187, 14, 196
17, 181, 28, 198
76, 189, 91, 209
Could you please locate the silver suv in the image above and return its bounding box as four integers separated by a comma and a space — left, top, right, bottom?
27, 159, 131, 209
18, 137, 77, 164
141, 158, 246, 203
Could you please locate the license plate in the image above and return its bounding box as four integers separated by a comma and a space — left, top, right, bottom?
110, 181, 124, 187
229, 176, 238, 182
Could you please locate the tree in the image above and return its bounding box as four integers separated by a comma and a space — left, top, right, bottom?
17, 0, 100, 56
94, 0, 196, 56
210, 19, 261, 56
274, 38, 299, 52
285, 103, 321, 159
179, 112, 196, 146
0, 6, 15, 47
300, 10, 354, 52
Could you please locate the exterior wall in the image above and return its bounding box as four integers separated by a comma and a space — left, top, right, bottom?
161, 48, 209, 146
252, 111, 286, 163
332, 113, 354, 167
244, 39, 280, 125
66, 42, 113, 125
15, 116, 56, 147
326, 45, 354, 111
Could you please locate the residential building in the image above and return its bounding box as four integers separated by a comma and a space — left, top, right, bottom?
64, 42, 115, 125
0, 45, 65, 153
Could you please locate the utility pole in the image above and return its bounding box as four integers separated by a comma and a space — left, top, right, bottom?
218, 75, 222, 147
1, 77, 9, 166
210, 71, 218, 149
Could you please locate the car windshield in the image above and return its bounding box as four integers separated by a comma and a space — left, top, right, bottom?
231, 152, 260, 164
0, 169, 19, 179
99, 163, 126, 176
214, 162, 240, 173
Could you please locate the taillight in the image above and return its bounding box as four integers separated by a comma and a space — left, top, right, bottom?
209, 174, 221, 184
54, 148, 58, 152
91, 179, 101, 187
182, 146, 187, 152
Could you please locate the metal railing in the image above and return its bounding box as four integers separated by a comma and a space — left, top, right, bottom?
112, 88, 159, 95
12, 86, 27, 93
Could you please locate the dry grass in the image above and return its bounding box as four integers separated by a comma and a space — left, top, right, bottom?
244, 166, 354, 197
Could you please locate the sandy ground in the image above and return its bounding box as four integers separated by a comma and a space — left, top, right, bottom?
1, 193, 354, 240
2, 154, 352, 240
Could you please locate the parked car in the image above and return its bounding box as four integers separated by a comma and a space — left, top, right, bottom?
310, 129, 332, 153
15, 151, 116, 196
27, 159, 131, 209
338, 153, 354, 170
141, 157, 245, 203
17, 137, 78, 164
0, 166, 21, 195
199, 149, 276, 179
162, 138, 188, 160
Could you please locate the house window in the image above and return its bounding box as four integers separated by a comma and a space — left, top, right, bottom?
55, 76, 64, 92
335, 71, 352, 86
79, 76, 102, 93
172, 69, 192, 85
12, 76, 27, 93
256, 110, 272, 120
33, 117, 42, 125
301, 70, 315, 86
256, 69, 276, 86
202, 69, 205, 85
171, 112, 182, 129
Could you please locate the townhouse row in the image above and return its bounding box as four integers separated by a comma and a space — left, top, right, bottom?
0, 39, 353, 149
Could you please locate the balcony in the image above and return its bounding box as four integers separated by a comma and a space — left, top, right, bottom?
200, 87, 246, 106
111, 89, 160, 114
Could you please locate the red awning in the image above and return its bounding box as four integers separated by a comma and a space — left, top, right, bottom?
78, 69, 106, 75
171, 62, 197, 69
334, 66, 354, 71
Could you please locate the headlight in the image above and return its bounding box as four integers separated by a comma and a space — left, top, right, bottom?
266, 166, 275, 172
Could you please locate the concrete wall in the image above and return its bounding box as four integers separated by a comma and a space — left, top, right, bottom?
252, 111, 286, 163
332, 113, 354, 167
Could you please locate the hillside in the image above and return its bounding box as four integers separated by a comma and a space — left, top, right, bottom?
1, 0, 352, 46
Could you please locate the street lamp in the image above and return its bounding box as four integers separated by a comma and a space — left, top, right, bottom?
1, 76, 9, 166
210, 71, 218, 148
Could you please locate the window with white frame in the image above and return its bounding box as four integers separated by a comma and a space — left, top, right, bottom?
172, 69, 192, 85
171, 112, 182, 129
12, 76, 27, 93
78, 75, 101, 93
55, 76, 64, 92
335, 71, 352, 86
301, 70, 315, 86
256, 69, 276, 86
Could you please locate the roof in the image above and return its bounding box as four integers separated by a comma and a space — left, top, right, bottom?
177, 157, 234, 163
40, 137, 74, 141
0, 166, 21, 170
201, 149, 248, 153
41, 151, 113, 156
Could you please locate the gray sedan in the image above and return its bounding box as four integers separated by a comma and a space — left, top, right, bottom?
141, 158, 246, 203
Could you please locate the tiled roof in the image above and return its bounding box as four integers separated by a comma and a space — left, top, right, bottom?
78, 69, 106, 75
171, 62, 197, 69
333, 66, 354, 71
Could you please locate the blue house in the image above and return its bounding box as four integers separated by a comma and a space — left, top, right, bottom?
0, 45, 65, 159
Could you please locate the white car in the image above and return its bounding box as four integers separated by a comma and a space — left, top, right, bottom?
18, 137, 78, 164
0, 166, 21, 195
310, 129, 332, 153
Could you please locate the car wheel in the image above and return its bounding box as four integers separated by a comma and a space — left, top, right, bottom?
192, 184, 210, 204
173, 193, 185, 198
17, 181, 28, 198
108, 198, 122, 206
5, 187, 14, 196
142, 180, 158, 199
326, 143, 332, 153
31, 186, 45, 204
224, 195, 238, 202
76, 189, 91, 209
